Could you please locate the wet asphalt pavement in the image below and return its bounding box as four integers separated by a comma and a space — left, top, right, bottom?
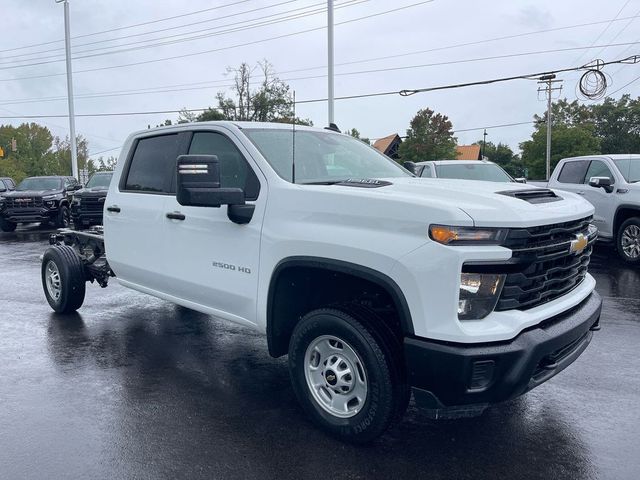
1, 225, 639, 480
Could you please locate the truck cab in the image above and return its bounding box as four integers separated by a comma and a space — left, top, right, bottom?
547, 155, 640, 263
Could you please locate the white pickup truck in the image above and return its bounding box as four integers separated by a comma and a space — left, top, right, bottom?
41, 122, 602, 443
533, 155, 640, 263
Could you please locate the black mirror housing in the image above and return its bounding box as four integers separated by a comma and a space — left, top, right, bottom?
588, 176, 614, 192
176, 154, 245, 207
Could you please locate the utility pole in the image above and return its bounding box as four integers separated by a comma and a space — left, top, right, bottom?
57, 0, 78, 180
537, 74, 563, 180
481, 129, 488, 159
327, 0, 335, 125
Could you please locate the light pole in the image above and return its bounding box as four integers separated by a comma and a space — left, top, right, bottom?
327, 0, 335, 125
537, 74, 562, 181
56, 0, 78, 180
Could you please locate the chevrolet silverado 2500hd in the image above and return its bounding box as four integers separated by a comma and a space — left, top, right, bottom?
41, 122, 602, 443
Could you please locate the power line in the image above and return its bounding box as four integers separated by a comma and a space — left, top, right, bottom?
1, 53, 638, 120
0, 0, 433, 78
0, 0, 351, 66
3, 41, 640, 108
0, 0, 254, 53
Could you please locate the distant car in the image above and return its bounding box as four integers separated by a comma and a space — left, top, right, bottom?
71, 171, 114, 230
411, 160, 525, 183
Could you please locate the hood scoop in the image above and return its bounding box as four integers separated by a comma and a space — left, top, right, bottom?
497, 188, 562, 204
336, 178, 392, 188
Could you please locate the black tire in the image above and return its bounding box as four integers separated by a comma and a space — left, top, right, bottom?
288, 307, 408, 444
616, 217, 640, 264
0, 217, 17, 232
41, 245, 86, 313
56, 204, 71, 228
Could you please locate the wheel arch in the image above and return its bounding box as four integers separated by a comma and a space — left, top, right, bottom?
613, 204, 640, 235
266, 256, 414, 358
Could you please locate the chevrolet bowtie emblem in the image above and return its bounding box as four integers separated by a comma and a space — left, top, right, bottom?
570, 233, 588, 255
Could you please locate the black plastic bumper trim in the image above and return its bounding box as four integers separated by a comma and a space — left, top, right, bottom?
404, 291, 602, 408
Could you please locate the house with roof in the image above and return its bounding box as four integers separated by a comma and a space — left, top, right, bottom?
455, 145, 483, 160
373, 134, 402, 159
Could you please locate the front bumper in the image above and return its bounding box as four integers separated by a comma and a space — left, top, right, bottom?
405, 291, 602, 410
1, 207, 57, 223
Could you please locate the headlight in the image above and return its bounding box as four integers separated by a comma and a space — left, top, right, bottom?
42, 194, 58, 201
45, 200, 56, 208
458, 272, 505, 320
430, 225, 507, 245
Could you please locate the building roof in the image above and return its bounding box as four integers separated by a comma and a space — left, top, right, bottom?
456, 145, 482, 160
373, 134, 401, 155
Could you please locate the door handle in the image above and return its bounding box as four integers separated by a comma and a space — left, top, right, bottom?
576, 191, 585, 195
166, 212, 186, 221
107, 205, 121, 212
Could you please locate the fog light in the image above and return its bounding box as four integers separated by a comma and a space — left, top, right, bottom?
458, 272, 505, 320
469, 360, 495, 391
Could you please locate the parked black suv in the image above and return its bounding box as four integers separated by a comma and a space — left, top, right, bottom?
0, 176, 81, 232
71, 171, 113, 229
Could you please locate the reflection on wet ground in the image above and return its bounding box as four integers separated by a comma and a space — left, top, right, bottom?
1, 227, 638, 479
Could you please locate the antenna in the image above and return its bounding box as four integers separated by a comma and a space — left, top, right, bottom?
292, 90, 296, 184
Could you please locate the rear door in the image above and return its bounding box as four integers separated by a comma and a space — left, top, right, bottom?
104, 132, 187, 291
162, 128, 266, 326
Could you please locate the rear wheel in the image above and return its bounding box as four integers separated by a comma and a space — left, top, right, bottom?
0, 217, 17, 232
41, 245, 86, 313
288, 307, 408, 443
616, 217, 640, 264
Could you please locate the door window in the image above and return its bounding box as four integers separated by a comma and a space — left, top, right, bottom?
420, 165, 432, 177
186, 132, 260, 200
584, 160, 614, 184
557, 160, 590, 184
123, 134, 180, 193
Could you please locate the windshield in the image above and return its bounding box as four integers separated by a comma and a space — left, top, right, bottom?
86, 172, 113, 188
16, 177, 63, 191
243, 128, 411, 183
435, 163, 513, 182
613, 158, 640, 183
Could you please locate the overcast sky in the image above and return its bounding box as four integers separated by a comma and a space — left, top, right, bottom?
1, 0, 639, 159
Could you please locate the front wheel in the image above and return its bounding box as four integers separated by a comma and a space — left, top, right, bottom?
0, 217, 17, 232
288, 308, 407, 443
617, 217, 640, 264
41, 245, 86, 313
56, 205, 71, 228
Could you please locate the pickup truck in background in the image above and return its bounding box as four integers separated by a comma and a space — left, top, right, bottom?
71, 171, 114, 230
0, 175, 82, 232
531, 155, 640, 263
40, 122, 602, 443
409, 159, 526, 183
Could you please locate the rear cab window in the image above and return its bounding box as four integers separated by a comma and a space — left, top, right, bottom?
557, 160, 590, 184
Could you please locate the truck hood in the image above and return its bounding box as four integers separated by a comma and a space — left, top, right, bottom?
354, 178, 595, 227
5, 189, 62, 197
76, 186, 108, 195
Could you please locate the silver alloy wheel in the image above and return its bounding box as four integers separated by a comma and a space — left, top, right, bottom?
621, 224, 640, 259
304, 335, 368, 418
45, 260, 62, 301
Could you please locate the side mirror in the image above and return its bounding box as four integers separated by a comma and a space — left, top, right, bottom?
74, 184, 84, 190
588, 176, 614, 193
514, 177, 527, 184
177, 154, 245, 208
403, 161, 417, 174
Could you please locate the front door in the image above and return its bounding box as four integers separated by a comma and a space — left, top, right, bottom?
581, 159, 617, 238
162, 128, 265, 327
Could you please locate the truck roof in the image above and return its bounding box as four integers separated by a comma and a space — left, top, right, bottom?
131, 121, 332, 138
562, 154, 640, 161
415, 159, 495, 166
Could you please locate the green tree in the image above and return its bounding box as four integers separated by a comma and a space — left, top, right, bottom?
399, 108, 457, 162
590, 95, 640, 153
95, 156, 117, 171
345, 128, 370, 145
474, 140, 522, 176
0, 123, 54, 177
520, 124, 601, 179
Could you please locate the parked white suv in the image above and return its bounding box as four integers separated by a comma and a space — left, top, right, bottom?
544, 155, 640, 263
41, 122, 602, 442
